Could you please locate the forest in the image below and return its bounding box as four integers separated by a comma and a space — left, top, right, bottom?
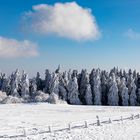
0, 66, 139, 106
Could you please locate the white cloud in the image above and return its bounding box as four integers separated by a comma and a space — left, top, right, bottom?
23, 2, 101, 41
124, 28, 140, 40
0, 36, 39, 58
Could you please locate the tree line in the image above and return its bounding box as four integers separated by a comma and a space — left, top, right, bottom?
0, 66, 140, 106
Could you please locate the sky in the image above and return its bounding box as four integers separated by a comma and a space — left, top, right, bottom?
0, 0, 140, 76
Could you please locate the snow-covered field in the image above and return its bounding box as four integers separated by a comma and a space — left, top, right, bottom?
0, 103, 140, 139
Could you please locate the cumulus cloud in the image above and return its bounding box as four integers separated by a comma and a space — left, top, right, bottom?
0, 36, 39, 58
23, 2, 101, 41
124, 28, 140, 40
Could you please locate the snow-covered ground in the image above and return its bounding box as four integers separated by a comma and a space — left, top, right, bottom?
0, 103, 140, 139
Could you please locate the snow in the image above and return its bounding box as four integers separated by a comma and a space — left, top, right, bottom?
1, 96, 23, 104
0, 91, 7, 102
42, 119, 140, 140
0, 104, 140, 139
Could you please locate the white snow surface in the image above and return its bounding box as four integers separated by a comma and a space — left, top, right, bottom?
0, 103, 140, 139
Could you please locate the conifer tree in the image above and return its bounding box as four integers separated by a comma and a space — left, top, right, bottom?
108, 73, 119, 106
67, 75, 81, 105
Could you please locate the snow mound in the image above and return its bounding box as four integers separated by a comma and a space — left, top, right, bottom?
34, 91, 49, 102
0, 91, 7, 102
47, 92, 67, 104
1, 96, 23, 104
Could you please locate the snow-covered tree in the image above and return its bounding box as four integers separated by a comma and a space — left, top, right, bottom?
129, 79, 137, 106
21, 73, 30, 101
67, 69, 72, 81
85, 83, 93, 105
136, 75, 140, 104
59, 71, 68, 100
90, 69, 96, 92
49, 73, 59, 95
0, 73, 3, 90
120, 77, 129, 106
29, 78, 37, 98
67, 76, 81, 105
0, 67, 139, 106
133, 70, 137, 85
93, 69, 102, 105
55, 65, 61, 74
1, 73, 8, 92
101, 71, 108, 105
10, 70, 20, 97
34, 91, 49, 102
36, 72, 43, 91
107, 73, 119, 106
127, 74, 134, 95
44, 69, 52, 93
136, 89, 140, 105
78, 69, 89, 104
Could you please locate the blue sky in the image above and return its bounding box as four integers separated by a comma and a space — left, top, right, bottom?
0, 0, 140, 76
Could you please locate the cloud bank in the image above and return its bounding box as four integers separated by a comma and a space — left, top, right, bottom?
0, 36, 39, 58
23, 2, 100, 41
125, 28, 140, 40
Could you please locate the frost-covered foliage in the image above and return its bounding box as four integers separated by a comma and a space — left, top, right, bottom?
10, 69, 20, 97
1, 96, 23, 104
93, 69, 102, 105
100, 71, 108, 105
44, 69, 52, 93
36, 72, 43, 91
120, 78, 129, 106
85, 83, 93, 105
59, 71, 68, 100
47, 92, 67, 104
129, 79, 137, 106
67, 75, 81, 105
0, 91, 7, 102
49, 73, 59, 95
108, 73, 119, 106
29, 78, 37, 98
0, 67, 140, 106
21, 73, 30, 101
34, 91, 49, 102
79, 69, 89, 104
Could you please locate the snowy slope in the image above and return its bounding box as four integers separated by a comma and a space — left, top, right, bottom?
0, 103, 140, 139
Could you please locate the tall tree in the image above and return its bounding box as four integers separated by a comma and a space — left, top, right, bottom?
78, 69, 89, 104
21, 73, 30, 101
85, 83, 93, 105
120, 77, 129, 106
67, 75, 81, 105
10, 70, 20, 97
36, 72, 43, 91
44, 69, 52, 93
108, 73, 119, 106
93, 69, 102, 105
49, 73, 59, 95
129, 79, 137, 106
